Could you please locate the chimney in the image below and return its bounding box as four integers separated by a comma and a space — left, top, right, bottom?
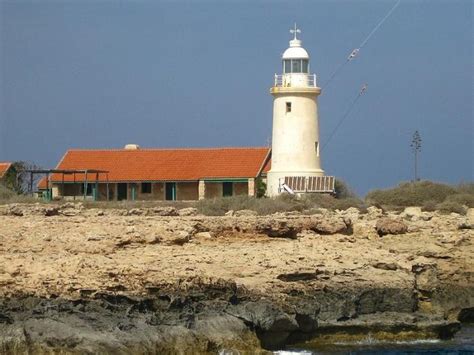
124, 144, 140, 150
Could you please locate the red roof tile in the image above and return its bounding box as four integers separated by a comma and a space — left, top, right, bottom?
37, 177, 48, 189
0, 162, 12, 179
47, 147, 271, 183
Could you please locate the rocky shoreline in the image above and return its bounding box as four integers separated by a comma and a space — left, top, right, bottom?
0, 203, 473, 353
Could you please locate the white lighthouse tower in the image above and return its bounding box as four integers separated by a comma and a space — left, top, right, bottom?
267, 25, 328, 196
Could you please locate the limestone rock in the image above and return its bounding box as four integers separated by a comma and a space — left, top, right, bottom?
309, 216, 352, 235
127, 208, 143, 216
255, 219, 300, 238
167, 231, 192, 245
224, 210, 234, 216
44, 206, 60, 216
178, 207, 198, 216
234, 209, 258, 217
60, 208, 79, 217
143, 234, 162, 244
467, 208, 474, 225
343, 207, 360, 221
458, 222, 472, 230
401, 206, 422, 218
151, 207, 178, 216
195, 232, 213, 240
375, 218, 408, 237
367, 206, 383, 219
6, 205, 24, 217
372, 262, 398, 271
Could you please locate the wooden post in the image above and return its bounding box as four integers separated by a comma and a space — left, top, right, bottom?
62, 172, 65, 200
106, 173, 110, 201
198, 180, 205, 200
46, 173, 50, 201
29, 172, 33, 196
95, 172, 99, 201
73, 172, 76, 201
248, 178, 255, 197
84, 170, 88, 200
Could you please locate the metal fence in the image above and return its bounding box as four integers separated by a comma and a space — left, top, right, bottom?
281, 176, 335, 193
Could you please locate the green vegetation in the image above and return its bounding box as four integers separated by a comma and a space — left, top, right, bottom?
81, 200, 195, 210
196, 178, 365, 216
1, 171, 471, 216
365, 180, 473, 214
197, 194, 299, 216
255, 178, 267, 198
0, 184, 36, 204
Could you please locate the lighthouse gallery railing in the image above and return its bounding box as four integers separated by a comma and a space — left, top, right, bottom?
274, 74, 317, 87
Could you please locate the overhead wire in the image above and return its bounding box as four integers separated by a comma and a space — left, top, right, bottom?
322, 84, 368, 150
321, 0, 401, 149
321, 0, 401, 89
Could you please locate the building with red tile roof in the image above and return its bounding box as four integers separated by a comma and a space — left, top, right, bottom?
0, 162, 12, 179
39, 146, 271, 201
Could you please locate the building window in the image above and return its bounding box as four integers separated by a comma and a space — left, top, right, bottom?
141, 182, 152, 194
165, 182, 176, 201
283, 59, 291, 73
315, 141, 319, 156
223, 182, 233, 197
80, 184, 94, 196
286, 102, 292, 113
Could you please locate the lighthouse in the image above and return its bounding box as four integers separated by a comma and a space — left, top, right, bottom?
267, 25, 330, 196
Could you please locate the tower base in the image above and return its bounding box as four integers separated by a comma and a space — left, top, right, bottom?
267, 170, 327, 197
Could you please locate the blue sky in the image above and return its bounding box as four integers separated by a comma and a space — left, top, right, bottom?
0, 0, 472, 195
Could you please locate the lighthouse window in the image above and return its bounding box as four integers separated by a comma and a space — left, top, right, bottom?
315, 141, 319, 155
286, 102, 292, 113
292, 60, 301, 73
302, 60, 309, 73
283, 59, 309, 73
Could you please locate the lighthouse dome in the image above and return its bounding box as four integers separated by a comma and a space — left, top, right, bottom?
282, 39, 309, 59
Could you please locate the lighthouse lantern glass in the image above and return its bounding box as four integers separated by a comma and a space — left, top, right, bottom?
283, 59, 309, 74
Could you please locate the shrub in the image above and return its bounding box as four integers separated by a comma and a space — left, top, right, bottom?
0, 184, 16, 200
435, 201, 466, 215
334, 178, 357, 199
302, 193, 364, 210
0, 183, 36, 204
365, 181, 457, 207
446, 193, 474, 207
196, 195, 307, 216
421, 200, 437, 212
196, 195, 253, 216
255, 178, 267, 198
455, 182, 474, 195
82, 200, 195, 210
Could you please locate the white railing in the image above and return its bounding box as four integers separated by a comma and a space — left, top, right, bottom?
274, 74, 317, 88
279, 176, 335, 194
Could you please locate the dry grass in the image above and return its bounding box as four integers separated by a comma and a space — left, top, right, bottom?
82, 200, 196, 210
196, 194, 365, 216
0, 184, 38, 205
366, 181, 473, 213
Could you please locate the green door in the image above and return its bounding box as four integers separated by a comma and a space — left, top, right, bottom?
223, 182, 233, 197
165, 182, 176, 201
130, 184, 137, 201
117, 183, 128, 201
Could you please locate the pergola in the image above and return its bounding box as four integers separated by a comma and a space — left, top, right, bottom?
26, 169, 109, 201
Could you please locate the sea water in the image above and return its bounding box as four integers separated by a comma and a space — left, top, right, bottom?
274, 324, 474, 354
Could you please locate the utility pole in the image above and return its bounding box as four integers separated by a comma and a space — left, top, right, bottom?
410, 130, 422, 182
